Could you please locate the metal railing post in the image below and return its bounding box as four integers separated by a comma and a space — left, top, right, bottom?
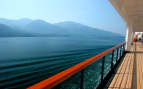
120, 46, 122, 58
122, 45, 124, 55
111, 50, 114, 70
123, 44, 125, 54
121, 45, 123, 57
116, 48, 119, 62
122, 45, 124, 56
101, 56, 105, 83
80, 70, 84, 89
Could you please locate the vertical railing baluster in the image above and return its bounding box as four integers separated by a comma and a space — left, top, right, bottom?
122, 45, 123, 56
80, 70, 84, 89
120, 46, 122, 58
123, 44, 125, 54
122, 45, 124, 55
120, 46, 122, 56
116, 48, 119, 63
118, 47, 120, 60
111, 50, 114, 70
101, 56, 105, 83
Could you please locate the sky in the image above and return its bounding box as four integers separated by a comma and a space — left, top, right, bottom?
0, 0, 126, 35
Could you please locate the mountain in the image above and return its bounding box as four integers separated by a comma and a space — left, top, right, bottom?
0, 19, 68, 37
55, 21, 122, 38
0, 18, 123, 38
0, 18, 33, 29
0, 24, 36, 37
23, 20, 69, 35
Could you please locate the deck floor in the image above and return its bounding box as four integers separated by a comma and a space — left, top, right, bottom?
108, 42, 143, 89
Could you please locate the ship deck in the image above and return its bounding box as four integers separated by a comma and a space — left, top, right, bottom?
108, 42, 143, 89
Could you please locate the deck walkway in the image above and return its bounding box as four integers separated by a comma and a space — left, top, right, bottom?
108, 42, 143, 89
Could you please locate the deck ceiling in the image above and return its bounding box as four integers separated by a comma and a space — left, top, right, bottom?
110, 0, 143, 32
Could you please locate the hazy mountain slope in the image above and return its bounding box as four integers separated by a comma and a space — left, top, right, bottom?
0, 18, 33, 28
0, 18, 123, 38
0, 19, 69, 37
24, 20, 69, 35
55, 21, 122, 38
0, 24, 36, 37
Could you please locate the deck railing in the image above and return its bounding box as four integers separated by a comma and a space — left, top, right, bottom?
27, 42, 126, 89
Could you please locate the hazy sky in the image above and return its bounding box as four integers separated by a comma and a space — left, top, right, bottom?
0, 0, 126, 35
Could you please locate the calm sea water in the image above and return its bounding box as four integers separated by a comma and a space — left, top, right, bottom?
0, 37, 124, 89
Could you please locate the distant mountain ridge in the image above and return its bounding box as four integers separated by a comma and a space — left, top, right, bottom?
0, 23, 36, 37
55, 21, 122, 37
0, 18, 33, 29
23, 20, 69, 35
0, 18, 123, 37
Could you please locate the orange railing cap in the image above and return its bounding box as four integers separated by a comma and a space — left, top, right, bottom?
27, 42, 125, 89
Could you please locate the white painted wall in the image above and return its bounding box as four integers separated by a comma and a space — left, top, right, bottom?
125, 25, 134, 51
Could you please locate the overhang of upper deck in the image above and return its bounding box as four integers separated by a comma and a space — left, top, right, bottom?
110, 0, 143, 32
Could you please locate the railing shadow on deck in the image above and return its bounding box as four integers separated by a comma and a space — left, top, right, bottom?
128, 51, 143, 53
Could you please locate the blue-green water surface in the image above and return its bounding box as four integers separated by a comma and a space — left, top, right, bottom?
0, 37, 124, 89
